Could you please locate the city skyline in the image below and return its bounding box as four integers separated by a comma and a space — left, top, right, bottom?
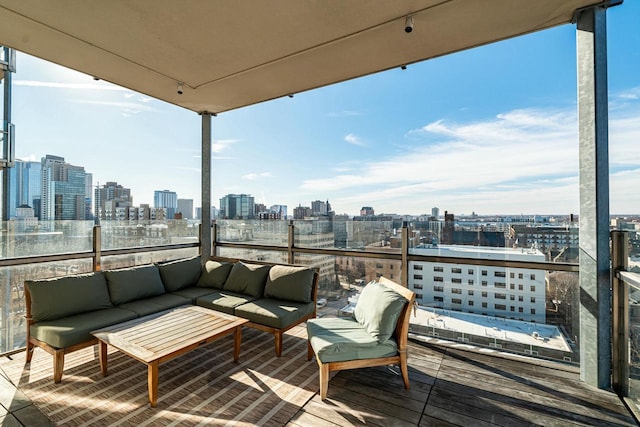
6, 2, 640, 216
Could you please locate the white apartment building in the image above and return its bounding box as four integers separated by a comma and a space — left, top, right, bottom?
410, 245, 546, 323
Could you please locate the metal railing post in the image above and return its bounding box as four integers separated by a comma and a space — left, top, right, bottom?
402, 221, 409, 287
288, 220, 294, 264
212, 220, 218, 258
611, 230, 629, 395
93, 225, 101, 271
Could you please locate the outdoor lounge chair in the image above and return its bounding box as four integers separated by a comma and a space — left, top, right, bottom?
307, 277, 416, 400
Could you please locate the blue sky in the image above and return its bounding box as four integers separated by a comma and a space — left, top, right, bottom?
8, 3, 640, 217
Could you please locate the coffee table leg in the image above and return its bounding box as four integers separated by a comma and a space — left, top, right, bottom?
148, 361, 158, 407
233, 326, 242, 363
99, 341, 108, 376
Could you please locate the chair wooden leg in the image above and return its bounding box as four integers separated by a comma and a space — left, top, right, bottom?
319, 361, 329, 400
53, 350, 64, 383
307, 340, 314, 361
274, 331, 282, 357
25, 340, 34, 363
399, 352, 410, 389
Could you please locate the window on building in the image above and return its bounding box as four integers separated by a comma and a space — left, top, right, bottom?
390, 274, 394, 279
390, 265, 394, 270
468, 269, 474, 275
510, 295, 515, 301
482, 302, 488, 308
414, 265, 423, 270
482, 281, 488, 286
510, 306, 515, 312
434, 266, 443, 272
413, 274, 423, 280
452, 288, 462, 294
510, 284, 515, 290
495, 293, 506, 299
530, 285, 536, 292
518, 284, 524, 291
518, 296, 524, 302
482, 291, 488, 298
482, 270, 488, 276
434, 276, 444, 282
519, 273, 524, 279
376, 263, 383, 269
451, 268, 462, 274
494, 271, 506, 277
414, 284, 423, 290
531, 308, 536, 315
468, 290, 474, 295
434, 286, 444, 292
495, 304, 506, 310
495, 282, 506, 288
468, 279, 474, 285
519, 307, 524, 313
468, 301, 474, 306
376, 272, 383, 277
452, 298, 462, 304
434, 296, 443, 302
530, 274, 536, 280
530, 297, 536, 303
452, 278, 462, 284
415, 294, 423, 300
510, 272, 515, 279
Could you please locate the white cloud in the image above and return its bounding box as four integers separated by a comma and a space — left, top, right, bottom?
73, 99, 158, 116
212, 139, 241, 154
242, 172, 272, 180
344, 133, 366, 146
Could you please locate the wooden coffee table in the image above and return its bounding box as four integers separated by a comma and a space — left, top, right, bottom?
92, 305, 248, 407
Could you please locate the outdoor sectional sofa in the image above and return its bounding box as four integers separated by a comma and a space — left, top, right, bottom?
24, 255, 319, 382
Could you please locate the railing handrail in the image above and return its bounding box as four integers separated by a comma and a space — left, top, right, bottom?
617, 270, 640, 291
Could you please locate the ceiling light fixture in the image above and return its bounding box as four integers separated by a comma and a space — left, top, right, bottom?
404, 15, 414, 33
177, 82, 184, 95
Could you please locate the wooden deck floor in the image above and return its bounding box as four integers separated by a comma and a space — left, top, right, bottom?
290, 340, 638, 427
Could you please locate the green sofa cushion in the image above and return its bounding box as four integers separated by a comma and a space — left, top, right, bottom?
307, 317, 398, 363
170, 287, 219, 303
195, 291, 257, 315
105, 264, 166, 305
223, 262, 270, 298
30, 308, 137, 349
117, 294, 190, 317
26, 272, 113, 323
264, 265, 315, 303
196, 260, 233, 289
353, 280, 407, 343
234, 298, 314, 329
157, 256, 202, 292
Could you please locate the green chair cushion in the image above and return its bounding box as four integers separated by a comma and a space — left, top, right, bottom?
157, 256, 202, 292
196, 260, 233, 289
307, 317, 398, 363
234, 298, 314, 329
264, 265, 315, 303
170, 287, 219, 303
26, 272, 113, 323
105, 264, 166, 305
30, 308, 137, 349
117, 294, 190, 317
195, 291, 257, 315
222, 262, 270, 298
353, 280, 407, 343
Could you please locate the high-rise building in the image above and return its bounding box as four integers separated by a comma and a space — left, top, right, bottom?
270, 204, 288, 219
6, 159, 41, 219
95, 181, 133, 221
154, 189, 177, 219
177, 198, 194, 219
40, 155, 91, 220
311, 200, 332, 217
360, 206, 375, 216
431, 207, 440, 220
219, 194, 254, 219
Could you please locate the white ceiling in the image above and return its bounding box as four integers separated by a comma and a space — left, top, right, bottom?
0, 0, 604, 114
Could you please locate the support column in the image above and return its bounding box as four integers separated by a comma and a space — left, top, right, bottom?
577, 5, 611, 389
200, 113, 212, 260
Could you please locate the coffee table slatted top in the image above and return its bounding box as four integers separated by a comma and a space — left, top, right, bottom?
92, 306, 248, 363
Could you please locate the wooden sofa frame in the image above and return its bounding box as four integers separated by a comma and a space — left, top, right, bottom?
307, 276, 416, 400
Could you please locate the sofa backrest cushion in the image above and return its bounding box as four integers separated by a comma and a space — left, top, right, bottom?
223, 262, 270, 298
264, 265, 315, 303
105, 264, 166, 305
354, 280, 407, 343
157, 256, 202, 292
196, 260, 233, 289
26, 272, 113, 323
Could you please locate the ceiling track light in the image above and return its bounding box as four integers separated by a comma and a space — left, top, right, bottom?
404, 15, 414, 33
177, 82, 184, 95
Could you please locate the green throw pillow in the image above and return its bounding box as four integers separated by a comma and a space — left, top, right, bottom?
223, 262, 270, 298
157, 256, 202, 292
196, 260, 233, 289
26, 272, 113, 322
105, 264, 166, 305
353, 280, 407, 343
264, 265, 315, 303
